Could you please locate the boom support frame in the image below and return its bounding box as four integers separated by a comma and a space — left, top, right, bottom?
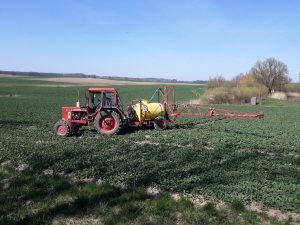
154, 86, 264, 121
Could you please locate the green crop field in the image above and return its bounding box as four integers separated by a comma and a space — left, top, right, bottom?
0, 76, 299, 224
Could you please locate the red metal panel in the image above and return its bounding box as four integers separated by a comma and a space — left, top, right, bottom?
62, 107, 75, 120
88, 88, 116, 92
114, 90, 119, 105
62, 107, 88, 120
70, 120, 87, 124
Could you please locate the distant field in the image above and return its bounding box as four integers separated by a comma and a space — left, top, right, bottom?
0, 74, 25, 77
0, 76, 299, 224
0, 74, 200, 86
29, 76, 200, 86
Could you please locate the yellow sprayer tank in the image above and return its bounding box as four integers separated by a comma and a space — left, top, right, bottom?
133, 100, 165, 122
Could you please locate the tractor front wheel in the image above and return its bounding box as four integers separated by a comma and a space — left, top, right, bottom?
95, 110, 121, 135
54, 120, 70, 137
154, 116, 168, 131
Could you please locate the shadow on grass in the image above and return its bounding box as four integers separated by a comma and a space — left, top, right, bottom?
71, 118, 225, 137
0, 164, 293, 225
168, 118, 224, 130
0, 164, 168, 225
224, 128, 273, 139
73, 124, 154, 136
0, 119, 34, 127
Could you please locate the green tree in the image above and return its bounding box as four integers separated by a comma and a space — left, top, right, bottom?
251, 58, 289, 93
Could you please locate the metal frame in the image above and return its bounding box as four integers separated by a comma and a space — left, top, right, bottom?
158, 86, 264, 120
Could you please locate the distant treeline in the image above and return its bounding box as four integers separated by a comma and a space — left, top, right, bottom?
99, 76, 206, 84
0, 70, 207, 84
0, 70, 92, 78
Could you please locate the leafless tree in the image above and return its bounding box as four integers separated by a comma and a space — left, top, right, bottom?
251, 58, 289, 93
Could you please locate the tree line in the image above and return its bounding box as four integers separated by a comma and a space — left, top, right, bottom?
203, 58, 299, 104
208, 58, 295, 94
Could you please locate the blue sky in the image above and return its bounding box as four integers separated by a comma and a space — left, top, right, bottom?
0, 0, 299, 81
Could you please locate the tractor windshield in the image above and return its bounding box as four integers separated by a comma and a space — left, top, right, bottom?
88, 93, 100, 112
102, 92, 115, 106
89, 91, 116, 112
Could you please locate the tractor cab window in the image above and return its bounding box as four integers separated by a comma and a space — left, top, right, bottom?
93, 93, 101, 105
102, 92, 115, 106
89, 91, 116, 112
88, 93, 100, 112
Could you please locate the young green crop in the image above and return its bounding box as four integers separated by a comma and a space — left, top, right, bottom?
0, 77, 299, 215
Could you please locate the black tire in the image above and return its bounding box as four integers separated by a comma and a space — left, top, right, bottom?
94, 110, 122, 135
74, 125, 81, 134
54, 120, 70, 137
153, 116, 168, 131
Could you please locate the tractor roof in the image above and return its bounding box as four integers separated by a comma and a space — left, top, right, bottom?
88, 87, 117, 92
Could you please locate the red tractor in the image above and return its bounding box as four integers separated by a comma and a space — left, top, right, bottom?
54, 88, 126, 136
54, 86, 264, 136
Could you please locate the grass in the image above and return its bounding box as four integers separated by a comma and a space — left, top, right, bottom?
259, 98, 300, 107
230, 199, 246, 213
0, 163, 293, 225
0, 76, 299, 224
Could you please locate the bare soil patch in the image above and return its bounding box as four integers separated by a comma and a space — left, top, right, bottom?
0, 74, 26, 77
267, 208, 300, 222
29, 77, 198, 86
271, 91, 300, 101
187, 98, 203, 104
134, 140, 160, 146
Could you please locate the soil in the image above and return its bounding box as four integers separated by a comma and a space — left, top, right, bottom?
28, 77, 198, 86
0, 74, 25, 77
271, 91, 300, 101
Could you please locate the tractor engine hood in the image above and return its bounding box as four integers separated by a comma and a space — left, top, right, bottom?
62, 107, 87, 120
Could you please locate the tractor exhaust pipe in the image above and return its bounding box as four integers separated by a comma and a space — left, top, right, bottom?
76, 90, 80, 107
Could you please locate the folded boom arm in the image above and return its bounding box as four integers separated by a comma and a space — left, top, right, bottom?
169, 104, 264, 120
156, 86, 264, 121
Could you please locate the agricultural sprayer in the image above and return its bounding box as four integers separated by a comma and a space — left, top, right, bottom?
54, 86, 264, 136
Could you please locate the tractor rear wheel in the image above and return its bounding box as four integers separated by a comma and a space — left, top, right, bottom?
94, 110, 121, 135
154, 116, 168, 131
54, 120, 70, 137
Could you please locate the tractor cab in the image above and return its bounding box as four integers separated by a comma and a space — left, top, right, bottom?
87, 88, 121, 113
54, 87, 125, 137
